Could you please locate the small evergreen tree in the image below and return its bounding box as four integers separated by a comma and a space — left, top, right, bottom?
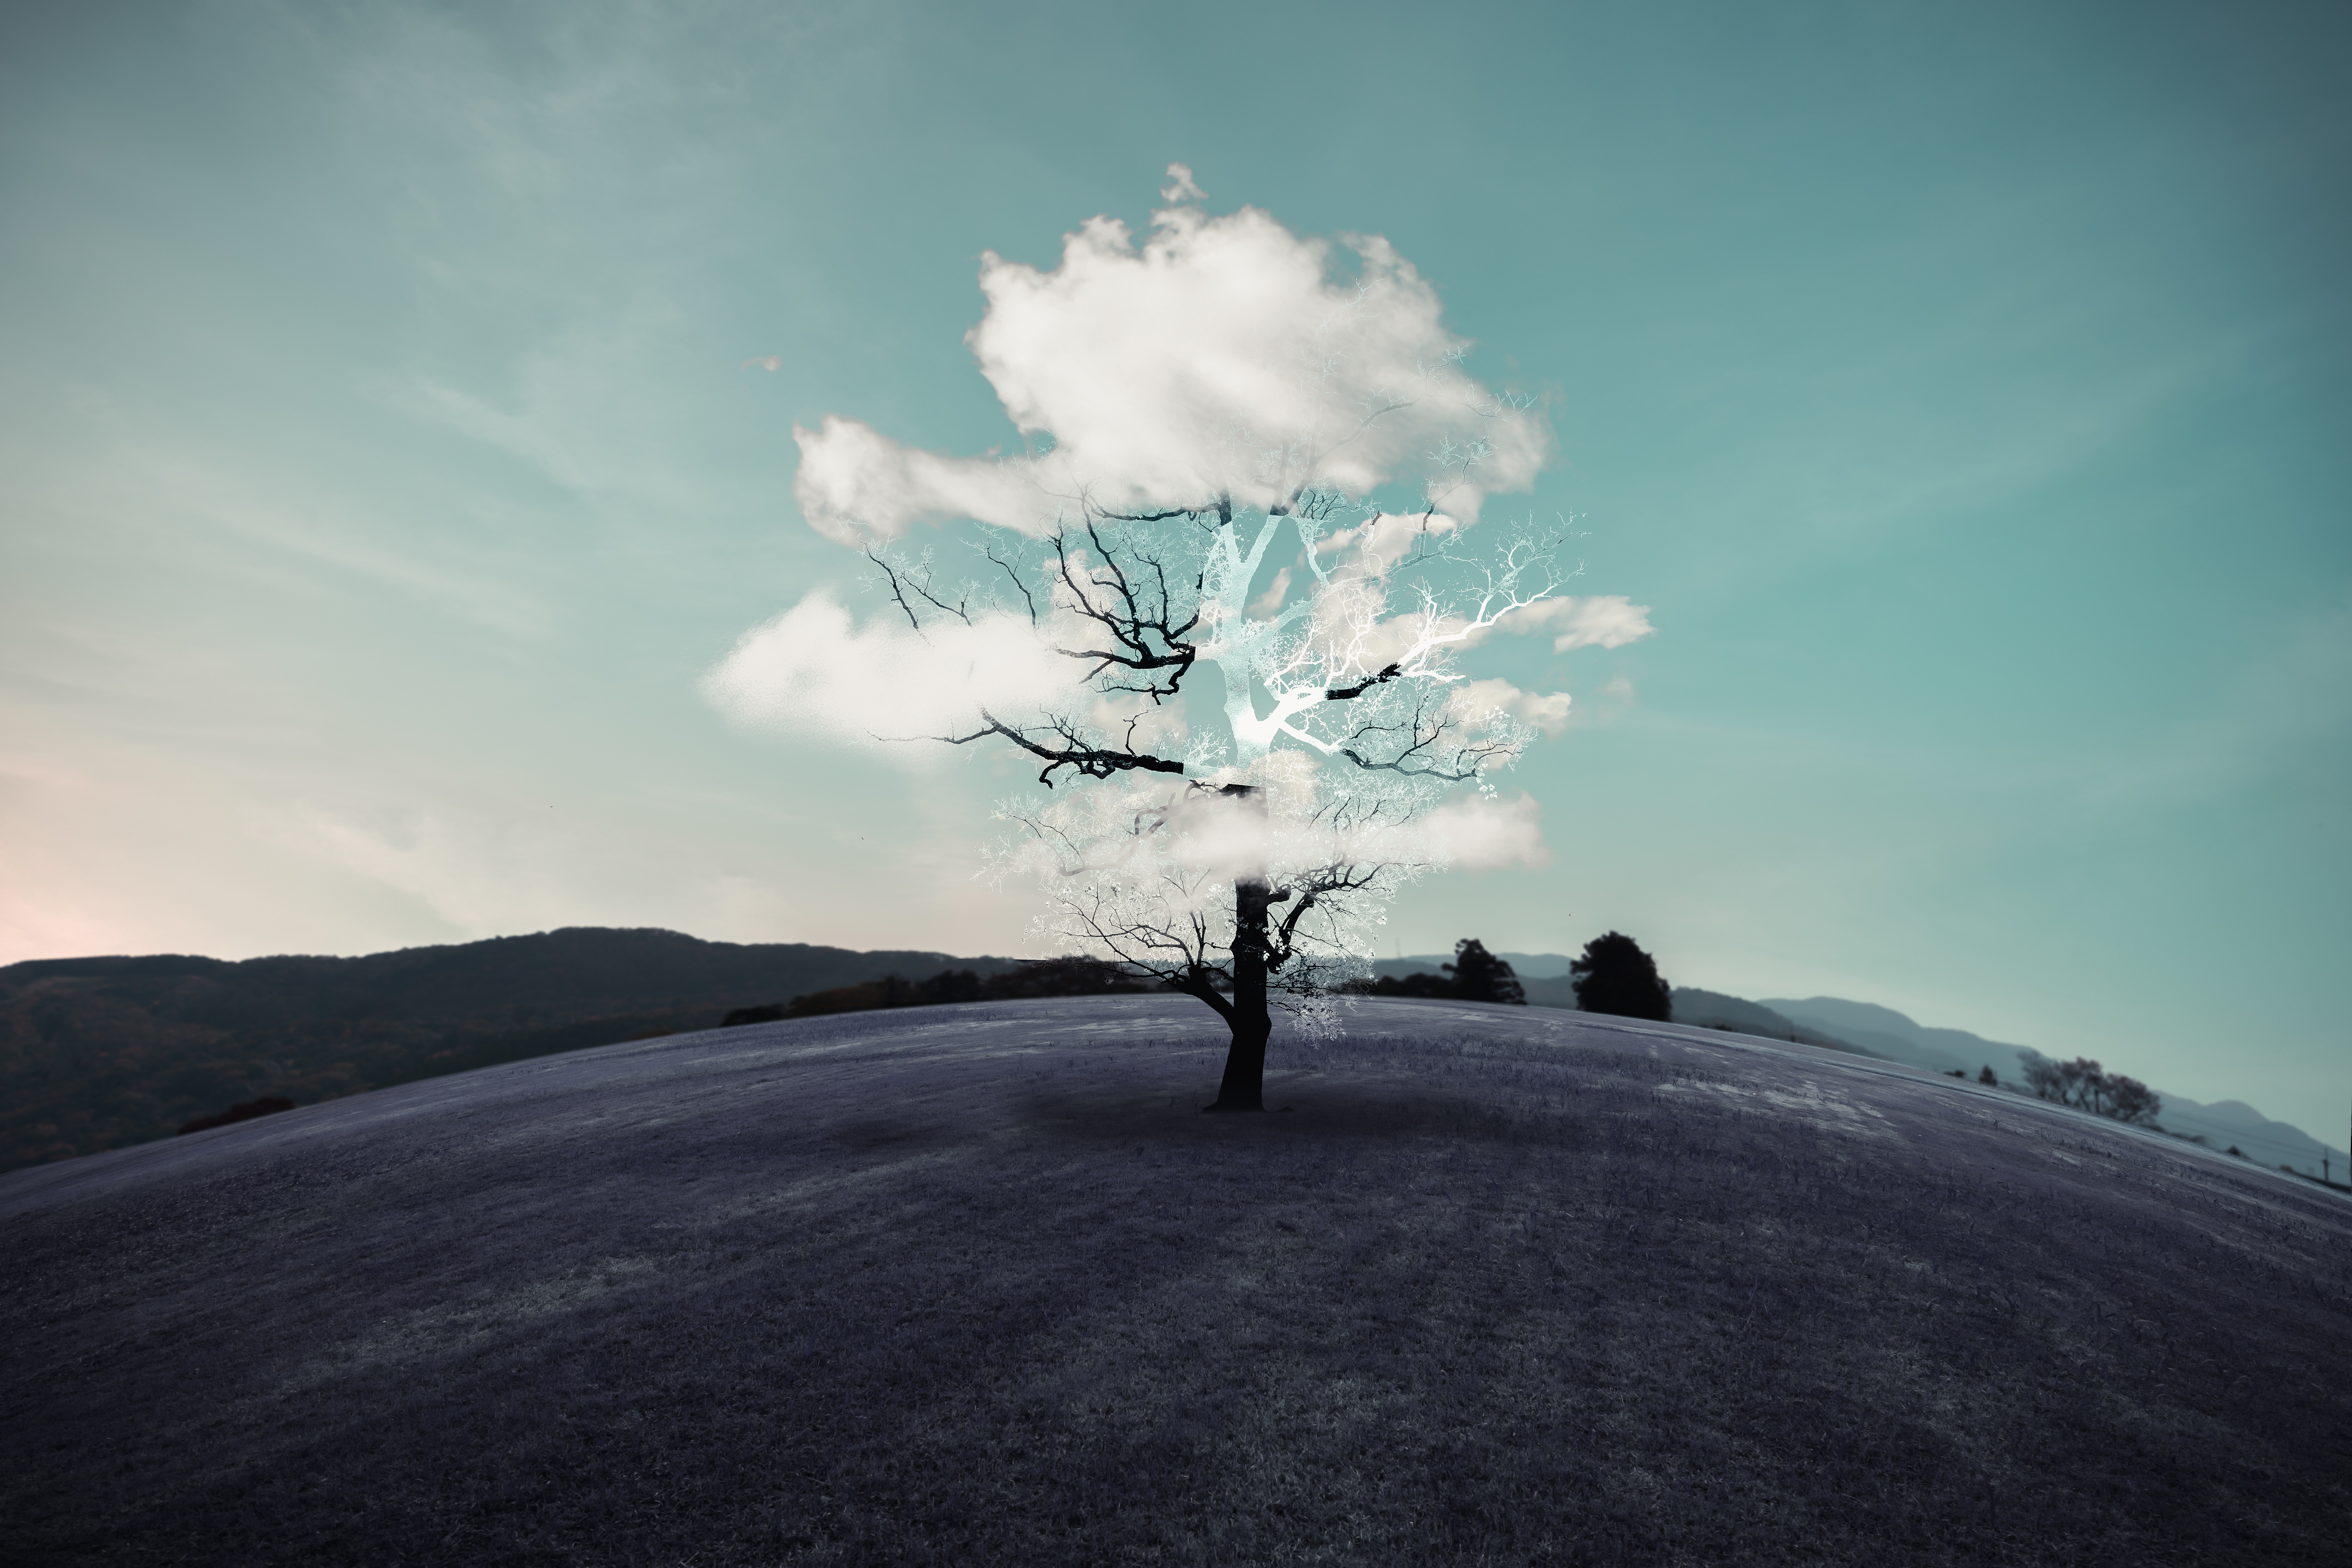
1568, 931, 1671, 1021
1444, 939, 1526, 1005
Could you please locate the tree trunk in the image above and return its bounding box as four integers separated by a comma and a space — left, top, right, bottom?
1202, 782, 1272, 1112
1203, 873, 1274, 1112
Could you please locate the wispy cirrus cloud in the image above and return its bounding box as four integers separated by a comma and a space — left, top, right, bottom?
2084, 590, 2352, 809
20, 434, 553, 637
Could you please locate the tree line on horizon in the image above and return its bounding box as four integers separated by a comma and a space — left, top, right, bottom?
719, 956, 1157, 1024
1343, 932, 1673, 1020
735, 933, 1685, 1025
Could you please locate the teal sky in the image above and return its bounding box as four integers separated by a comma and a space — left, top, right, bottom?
4, 2, 2347, 1140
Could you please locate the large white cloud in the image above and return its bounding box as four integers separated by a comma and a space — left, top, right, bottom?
701, 590, 1076, 745
791, 169, 1552, 544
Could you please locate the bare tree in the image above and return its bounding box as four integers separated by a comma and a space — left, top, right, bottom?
882, 493, 1563, 1110
708, 171, 1653, 1111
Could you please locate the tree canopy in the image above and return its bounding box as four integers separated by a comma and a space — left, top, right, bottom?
707, 171, 1654, 1107
1568, 932, 1672, 1021
1444, 939, 1526, 1005
2019, 1052, 2161, 1127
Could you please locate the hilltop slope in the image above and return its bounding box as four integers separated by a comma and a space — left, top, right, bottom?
1764, 996, 2351, 1174
4, 997, 2345, 1567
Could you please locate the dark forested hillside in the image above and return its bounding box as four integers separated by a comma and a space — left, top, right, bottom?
0, 929, 1020, 1171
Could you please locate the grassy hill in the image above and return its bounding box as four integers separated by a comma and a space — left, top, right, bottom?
1374, 960, 2346, 1174
4, 996, 2344, 1566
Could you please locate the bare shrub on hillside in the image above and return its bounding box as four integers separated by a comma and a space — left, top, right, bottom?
2019, 1050, 2161, 1126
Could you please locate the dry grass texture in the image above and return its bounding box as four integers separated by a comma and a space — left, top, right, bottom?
4, 996, 2347, 1566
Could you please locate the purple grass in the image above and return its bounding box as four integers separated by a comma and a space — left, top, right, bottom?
3, 996, 2346, 1566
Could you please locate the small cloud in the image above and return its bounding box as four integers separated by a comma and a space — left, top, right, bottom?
792, 414, 1056, 545
1314, 511, 1465, 578
1416, 791, 1551, 870
1447, 677, 1574, 737
701, 589, 1077, 746
741, 356, 782, 372
1247, 566, 1295, 619
1561, 674, 1638, 728
1160, 162, 1205, 204
1489, 594, 1655, 652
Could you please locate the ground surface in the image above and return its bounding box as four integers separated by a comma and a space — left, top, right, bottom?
4, 996, 2347, 1566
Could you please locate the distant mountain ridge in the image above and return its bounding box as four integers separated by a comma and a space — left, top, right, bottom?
0, 928, 1023, 1172
1, 929, 1022, 1020
1760, 996, 2038, 1079
1668, 989, 1883, 1056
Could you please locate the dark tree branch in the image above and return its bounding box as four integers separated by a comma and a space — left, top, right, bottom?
1336, 747, 1492, 782
1265, 860, 1382, 972
1095, 506, 1205, 524
1323, 663, 1403, 702
1334, 700, 1509, 783
1038, 517, 1203, 701
867, 548, 972, 628
1052, 891, 1238, 1022
913, 579, 970, 623
867, 548, 927, 632
984, 546, 1040, 626
936, 710, 1187, 787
